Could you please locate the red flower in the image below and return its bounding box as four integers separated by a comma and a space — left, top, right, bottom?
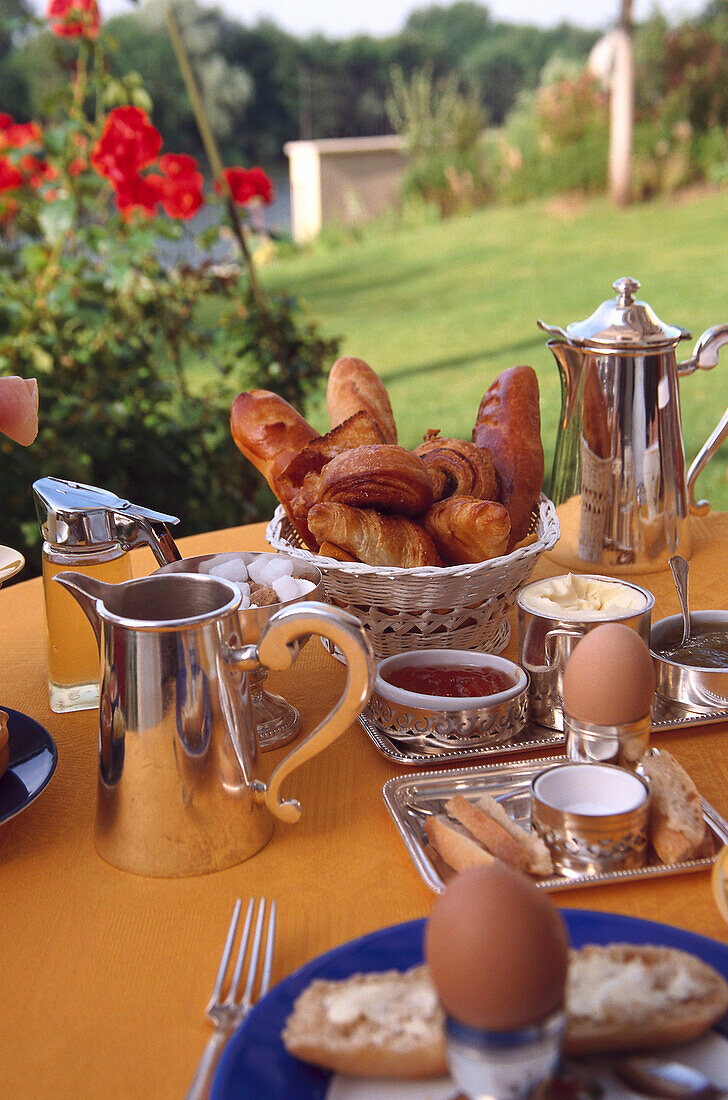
0, 122, 42, 150
46, 0, 100, 39
0, 157, 23, 193
112, 171, 163, 219
91, 107, 162, 187
68, 157, 87, 177
19, 155, 58, 189
156, 154, 203, 219
0, 114, 13, 130
217, 166, 274, 205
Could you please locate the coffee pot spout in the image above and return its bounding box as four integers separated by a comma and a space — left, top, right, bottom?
52, 571, 111, 645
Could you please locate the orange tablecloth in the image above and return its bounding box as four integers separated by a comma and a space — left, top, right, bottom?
2, 517, 728, 1099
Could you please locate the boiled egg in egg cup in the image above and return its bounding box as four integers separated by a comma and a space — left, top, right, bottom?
425, 863, 569, 1100
561, 622, 656, 770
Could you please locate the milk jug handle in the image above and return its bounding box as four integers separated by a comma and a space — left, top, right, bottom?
679, 324, 728, 516
229, 601, 374, 824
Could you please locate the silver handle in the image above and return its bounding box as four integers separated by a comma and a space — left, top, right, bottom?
544, 626, 587, 666
678, 324, 728, 516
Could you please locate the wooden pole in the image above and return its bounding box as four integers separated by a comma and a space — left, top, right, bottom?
608, 0, 634, 207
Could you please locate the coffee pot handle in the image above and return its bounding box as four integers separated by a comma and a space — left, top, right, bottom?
679, 324, 728, 516
236, 601, 374, 824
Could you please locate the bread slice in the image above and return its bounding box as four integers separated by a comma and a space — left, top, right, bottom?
445, 793, 553, 877
282, 945, 728, 1076
566, 943, 728, 1055
641, 750, 706, 863
281, 964, 447, 1079
423, 814, 496, 874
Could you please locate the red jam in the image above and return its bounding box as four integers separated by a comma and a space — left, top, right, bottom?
382, 663, 514, 699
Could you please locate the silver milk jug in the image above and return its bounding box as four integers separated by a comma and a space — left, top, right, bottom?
53, 570, 374, 877
539, 276, 728, 572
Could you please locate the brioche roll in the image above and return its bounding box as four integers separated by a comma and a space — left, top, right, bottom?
415, 431, 498, 502
308, 502, 441, 567
327, 356, 397, 444
318, 445, 434, 518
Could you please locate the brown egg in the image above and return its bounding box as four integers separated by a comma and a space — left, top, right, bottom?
424, 863, 569, 1030
562, 622, 655, 725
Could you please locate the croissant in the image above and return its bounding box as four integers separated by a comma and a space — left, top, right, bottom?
318, 445, 434, 518
472, 365, 544, 551
414, 431, 498, 502
422, 497, 510, 565
308, 502, 442, 567
327, 356, 398, 444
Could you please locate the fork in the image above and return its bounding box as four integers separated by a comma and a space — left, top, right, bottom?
186, 898, 276, 1100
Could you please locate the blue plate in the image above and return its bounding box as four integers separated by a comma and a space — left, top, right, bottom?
0, 706, 58, 824
211, 908, 728, 1100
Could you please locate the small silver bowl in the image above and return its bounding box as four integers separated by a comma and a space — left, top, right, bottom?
531, 762, 650, 877
651, 610, 728, 710
156, 551, 323, 749
366, 649, 529, 752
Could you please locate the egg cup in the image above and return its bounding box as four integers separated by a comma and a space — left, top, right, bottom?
564, 711, 651, 770
531, 762, 651, 877
445, 1009, 566, 1100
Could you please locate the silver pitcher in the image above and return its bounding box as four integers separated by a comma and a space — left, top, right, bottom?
54, 570, 374, 877
539, 276, 728, 572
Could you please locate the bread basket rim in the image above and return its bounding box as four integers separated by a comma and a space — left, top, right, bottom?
265, 494, 560, 579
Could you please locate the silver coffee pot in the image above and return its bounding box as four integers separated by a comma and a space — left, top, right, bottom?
539, 276, 728, 572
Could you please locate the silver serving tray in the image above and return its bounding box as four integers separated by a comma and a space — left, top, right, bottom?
382, 754, 728, 893
360, 713, 565, 765
363, 695, 728, 767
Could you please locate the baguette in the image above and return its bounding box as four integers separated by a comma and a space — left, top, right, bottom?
281, 964, 447, 1079
641, 750, 706, 863
282, 945, 728, 1076
327, 356, 398, 444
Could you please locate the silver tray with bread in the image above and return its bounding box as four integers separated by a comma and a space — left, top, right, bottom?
383, 752, 728, 893
232, 355, 559, 661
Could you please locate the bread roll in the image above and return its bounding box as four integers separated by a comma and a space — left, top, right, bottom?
230, 389, 319, 545
230, 389, 318, 489
317, 445, 434, 518
472, 365, 544, 551
641, 750, 707, 863
565, 943, 728, 1055
327, 356, 398, 444
422, 496, 510, 564
282, 965, 447, 1079
308, 502, 441, 568
414, 431, 498, 502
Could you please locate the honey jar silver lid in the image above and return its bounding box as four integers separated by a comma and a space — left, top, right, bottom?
33, 476, 181, 563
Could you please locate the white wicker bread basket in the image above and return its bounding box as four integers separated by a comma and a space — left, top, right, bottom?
266, 496, 560, 659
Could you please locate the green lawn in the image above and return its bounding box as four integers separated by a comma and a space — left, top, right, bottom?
252, 189, 728, 511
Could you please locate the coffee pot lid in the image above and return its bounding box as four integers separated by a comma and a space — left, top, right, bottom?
562, 277, 690, 349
